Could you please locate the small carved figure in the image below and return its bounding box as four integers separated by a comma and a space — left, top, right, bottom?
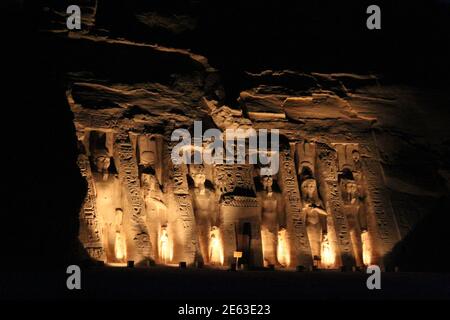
277, 228, 289, 267
209, 226, 223, 265
352, 150, 362, 172
142, 173, 166, 213
114, 208, 127, 262
159, 225, 170, 263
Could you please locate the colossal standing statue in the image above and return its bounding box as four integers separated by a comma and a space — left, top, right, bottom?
257, 175, 285, 267
300, 178, 328, 263
189, 164, 217, 264
141, 173, 167, 263
91, 146, 123, 263
341, 178, 370, 266
137, 135, 166, 263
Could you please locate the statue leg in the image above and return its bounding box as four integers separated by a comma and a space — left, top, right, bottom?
307, 223, 321, 260
106, 225, 115, 262
261, 227, 277, 266
198, 222, 210, 264
350, 228, 363, 266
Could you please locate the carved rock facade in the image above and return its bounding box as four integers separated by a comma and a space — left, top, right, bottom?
71, 77, 403, 270
54, 5, 413, 270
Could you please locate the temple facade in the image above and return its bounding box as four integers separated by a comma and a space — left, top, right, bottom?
71, 91, 402, 270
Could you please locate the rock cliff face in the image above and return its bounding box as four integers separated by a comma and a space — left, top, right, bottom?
4, 0, 449, 271
238, 71, 450, 270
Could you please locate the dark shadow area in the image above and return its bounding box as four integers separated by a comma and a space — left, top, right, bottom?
1, 267, 449, 300
94, 0, 450, 105
2, 2, 86, 271
386, 196, 450, 272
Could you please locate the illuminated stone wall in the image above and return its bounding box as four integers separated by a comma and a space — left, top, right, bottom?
70, 89, 402, 270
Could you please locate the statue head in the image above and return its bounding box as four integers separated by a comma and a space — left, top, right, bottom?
352, 150, 360, 163
261, 175, 273, 190
93, 150, 111, 173
342, 179, 359, 203
190, 164, 206, 188
210, 225, 219, 236
160, 225, 168, 238
301, 178, 318, 203
192, 173, 206, 188
345, 180, 358, 195
141, 173, 159, 190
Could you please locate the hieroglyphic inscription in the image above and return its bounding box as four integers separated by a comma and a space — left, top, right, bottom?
171, 163, 190, 195
221, 196, 259, 208
361, 142, 400, 257
317, 144, 356, 267
214, 164, 255, 195
174, 193, 197, 263
77, 154, 105, 260
74, 111, 120, 131
115, 139, 153, 262
166, 141, 197, 264
278, 146, 312, 268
